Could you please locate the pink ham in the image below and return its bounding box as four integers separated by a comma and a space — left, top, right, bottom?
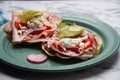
49, 41, 80, 57
12, 12, 22, 44
88, 32, 98, 46
43, 32, 97, 59
4, 11, 62, 45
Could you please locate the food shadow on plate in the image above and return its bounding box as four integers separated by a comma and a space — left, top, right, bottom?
12, 43, 41, 50
13, 43, 83, 65
0, 51, 119, 80
48, 56, 83, 65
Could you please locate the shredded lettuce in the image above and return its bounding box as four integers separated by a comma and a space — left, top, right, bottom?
19, 10, 42, 23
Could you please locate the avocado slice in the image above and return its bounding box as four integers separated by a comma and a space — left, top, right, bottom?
19, 10, 42, 23
58, 22, 85, 38
59, 22, 75, 29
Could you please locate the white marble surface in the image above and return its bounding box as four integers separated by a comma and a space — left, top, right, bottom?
0, 1, 120, 80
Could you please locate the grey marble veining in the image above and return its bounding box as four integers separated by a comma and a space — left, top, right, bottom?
0, 1, 120, 80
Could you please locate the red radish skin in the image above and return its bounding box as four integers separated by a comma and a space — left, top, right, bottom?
27, 54, 48, 64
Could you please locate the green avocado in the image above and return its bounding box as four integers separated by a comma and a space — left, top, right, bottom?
59, 22, 75, 29
58, 22, 85, 38
19, 10, 42, 23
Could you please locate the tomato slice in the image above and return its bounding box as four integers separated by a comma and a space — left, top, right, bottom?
52, 42, 65, 52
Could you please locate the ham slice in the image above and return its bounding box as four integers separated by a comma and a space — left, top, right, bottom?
4, 21, 12, 41
4, 11, 62, 45
41, 32, 101, 60
12, 12, 22, 44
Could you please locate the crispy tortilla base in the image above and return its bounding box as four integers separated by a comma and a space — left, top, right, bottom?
94, 37, 102, 56
4, 22, 102, 59
41, 37, 102, 59
41, 44, 71, 59
42, 44, 55, 56
3, 22, 12, 42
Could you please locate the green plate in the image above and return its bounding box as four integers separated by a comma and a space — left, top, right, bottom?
0, 14, 120, 73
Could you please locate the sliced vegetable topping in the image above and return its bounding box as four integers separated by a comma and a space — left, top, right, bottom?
58, 22, 85, 38
15, 21, 26, 30
59, 22, 76, 29
83, 33, 95, 49
27, 54, 48, 64
31, 26, 51, 35
66, 45, 80, 53
4, 10, 102, 61
19, 10, 42, 23
57, 44, 66, 52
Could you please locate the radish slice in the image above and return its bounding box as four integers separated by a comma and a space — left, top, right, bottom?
27, 54, 48, 64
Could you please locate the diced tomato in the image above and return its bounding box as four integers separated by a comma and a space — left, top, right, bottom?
31, 26, 51, 35
66, 45, 80, 53
52, 42, 57, 48
20, 22, 26, 26
83, 33, 93, 49
52, 42, 65, 52
57, 44, 65, 52
46, 26, 51, 30
14, 21, 26, 30
84, 40, 93, 49
40, 35, 46, 38
31, 30, 45, 35
15, 21, 21, 30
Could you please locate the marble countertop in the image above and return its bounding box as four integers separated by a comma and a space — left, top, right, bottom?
0, 1, 120, 80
